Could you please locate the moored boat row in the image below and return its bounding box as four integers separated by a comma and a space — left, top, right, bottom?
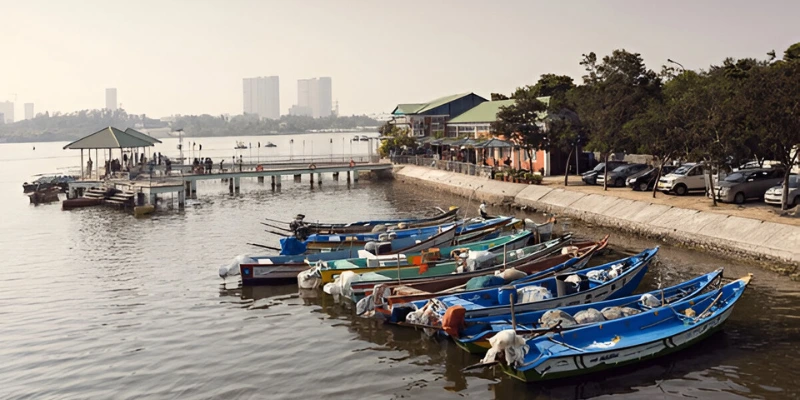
218, 206, 754, 383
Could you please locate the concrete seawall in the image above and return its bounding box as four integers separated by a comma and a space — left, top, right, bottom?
394, 165, 800, 275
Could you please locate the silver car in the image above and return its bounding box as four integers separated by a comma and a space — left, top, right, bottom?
765, 174, 799, 207
712, 168, 784, 204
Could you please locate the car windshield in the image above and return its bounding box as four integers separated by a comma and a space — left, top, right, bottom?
611, 165, 628, 173
672, 165, 694, 175
592, 163, 606, 172
724, 172, 746, 183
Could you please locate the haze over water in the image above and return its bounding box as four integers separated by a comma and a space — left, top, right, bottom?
1, 134, 799, 399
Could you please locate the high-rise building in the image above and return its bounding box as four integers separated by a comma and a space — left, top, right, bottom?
0, 101, 13, 123
24, 103, 34, 120
105, 88, 117, 111
243, 76, 280, 120
0, 113, 4, 124
295, 77, 332, 118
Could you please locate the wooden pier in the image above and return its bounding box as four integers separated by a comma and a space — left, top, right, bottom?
67, 161, 393, 210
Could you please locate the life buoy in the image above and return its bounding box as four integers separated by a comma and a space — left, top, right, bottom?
256, 164, 264, 172
308, 163, 317, 170
349, 159, 355, 168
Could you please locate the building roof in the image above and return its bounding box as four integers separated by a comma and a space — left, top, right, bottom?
124, 128, 163, 144
63, 126, 156, 150
447, 96, 551, 124
392, 103, 425, 115
391, 93, 479, 115
414, 93, 472, 114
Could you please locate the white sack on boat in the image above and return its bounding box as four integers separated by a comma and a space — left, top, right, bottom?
467, 251, 495, 271
573, 308, 605, 324
564, 274, 582, 286
600, 306, 625, 320
620, 307, 641, 317
481, 329, 529, 367
539, 309, 577, 328
608, 263, 624, 280
516, 286, 552, 304
322, 270, 361, 298
297, 267, 321, 289
219, 254, 255, 278
587, 270, 609, 282
495, 268, 527, 282
639, 293, 661, 308
561, 246, 579, 255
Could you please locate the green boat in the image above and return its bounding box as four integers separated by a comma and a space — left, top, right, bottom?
348, 235, 575, 300
312, 230, 534, 284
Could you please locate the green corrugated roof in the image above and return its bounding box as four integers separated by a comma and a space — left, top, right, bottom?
447, 96, 551, 124
63, 126, 156, 149
392, 103, 425, 115
124, 128, 162, 144
414, 93, 472, 114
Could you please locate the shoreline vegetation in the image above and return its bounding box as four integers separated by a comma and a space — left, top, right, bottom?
0, 111, 380, 143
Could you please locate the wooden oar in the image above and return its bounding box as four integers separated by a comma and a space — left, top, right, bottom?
264, 229, 289, 237
261, 222, 292, 232
264, 217, 291, 224
247, 242, 281, 252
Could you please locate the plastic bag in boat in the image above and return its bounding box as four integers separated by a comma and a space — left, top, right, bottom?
607, 263, 624, 280
639, 293, 661, 308
297, 267, 321, 289
539, 309, 577, 328
356, 294, 374, 317
371, 224, 387, 233
573, 308, 605, 324
465, 275, 505, 291
600, 306, 625, 320
495, 268, 527, 282
466, 250, 495, 271
620, 307, 641, 317
516, 286, 552, 304
405, 303, 440, 336
481, 329, 529, 367
219, 254, 255, 278
322, 270, 360, 299
586, 270, 609, 282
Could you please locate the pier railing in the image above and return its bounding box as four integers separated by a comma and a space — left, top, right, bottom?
390, 155, 493, 178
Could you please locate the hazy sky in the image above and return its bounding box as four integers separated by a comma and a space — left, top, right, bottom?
1, 0, 797, 119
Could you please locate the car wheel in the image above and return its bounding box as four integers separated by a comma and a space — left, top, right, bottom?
734, 192, 745, 204
615, 178, 624, 187
638, 182, 649, 191
674, 184, 688, 196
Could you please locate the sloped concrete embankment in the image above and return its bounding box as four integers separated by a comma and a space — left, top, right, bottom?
394, 165, 800, 275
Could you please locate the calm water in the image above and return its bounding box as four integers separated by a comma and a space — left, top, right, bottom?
1, 135, 799, 399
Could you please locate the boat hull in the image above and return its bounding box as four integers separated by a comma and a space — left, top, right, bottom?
503, 308, 733, 382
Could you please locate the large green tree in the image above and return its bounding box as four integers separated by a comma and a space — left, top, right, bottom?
492, 86, 549, 170
573, 50, 661, 189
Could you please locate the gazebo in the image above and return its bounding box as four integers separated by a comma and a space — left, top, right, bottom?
63, 126, 156, 179
474, 138, 513, 165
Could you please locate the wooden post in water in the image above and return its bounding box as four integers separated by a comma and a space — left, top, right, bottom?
347, 171, 351, 182
271, 176, 276, 190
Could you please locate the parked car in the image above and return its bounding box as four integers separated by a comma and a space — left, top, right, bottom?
764, 174, 799, 207
597, 163, 649, 187
627, 165, 678, 191
581, 161, 628, 185
711, 168, 784, 204
657, 163, 706, 195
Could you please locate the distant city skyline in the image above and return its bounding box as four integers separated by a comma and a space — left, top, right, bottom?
242, 76, 280, 120
0, 101, 14, 123
295, 77, 332, 118
24, 103, 34, 120
105, 88, 117, 111
0, 1, 797, 118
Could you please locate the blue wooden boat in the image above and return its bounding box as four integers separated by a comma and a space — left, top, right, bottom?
392, 248, 657, 322
496, 274, 752, 382
299, 207, 460, 234
451, 269, 724, 354
283, 217, 516, 255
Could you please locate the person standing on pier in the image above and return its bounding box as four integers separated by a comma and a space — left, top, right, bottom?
86, 157, 93, 178
238, 155, 243, 172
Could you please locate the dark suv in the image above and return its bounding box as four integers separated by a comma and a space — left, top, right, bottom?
581, 161, 628, 185
597, 163, 649, 187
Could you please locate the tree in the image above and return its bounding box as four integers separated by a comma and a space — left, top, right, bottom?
784, 42, 800, 61
490, 93, 509, 101
742, 56, 800, 209
492, 86, 549, 170
378, 123, 416, 157
573, 50, 662, 190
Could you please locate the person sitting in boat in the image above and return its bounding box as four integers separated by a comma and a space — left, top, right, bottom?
479, 201, 488, 219
290, 214, 310, 240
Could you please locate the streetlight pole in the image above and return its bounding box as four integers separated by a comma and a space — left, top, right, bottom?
667, 58, 685, 72
290, 139, 294, 161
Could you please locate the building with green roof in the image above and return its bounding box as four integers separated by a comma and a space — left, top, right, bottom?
390, 93, 486, 137
445, 96, 550, 138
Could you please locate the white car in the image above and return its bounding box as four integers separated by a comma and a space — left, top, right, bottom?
657, 163, 706, 195
764, 175, 799, 207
